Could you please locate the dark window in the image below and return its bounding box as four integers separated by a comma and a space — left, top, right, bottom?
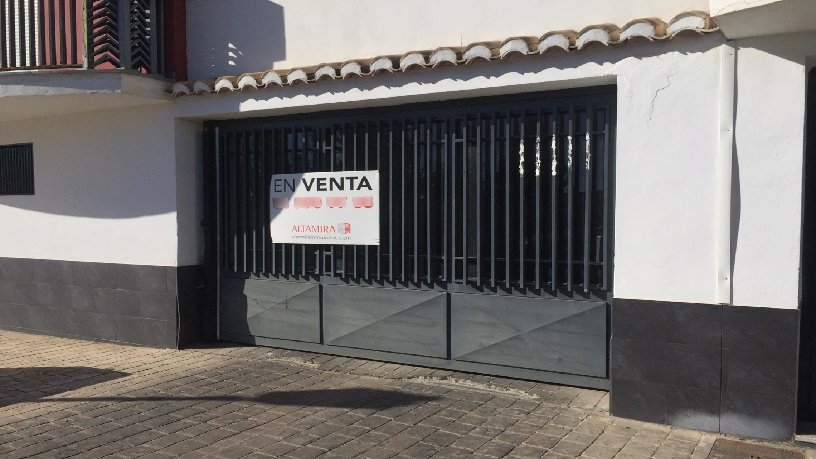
0, 143, 34, 195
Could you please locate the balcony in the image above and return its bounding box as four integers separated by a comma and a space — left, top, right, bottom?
0, 0, 183, 121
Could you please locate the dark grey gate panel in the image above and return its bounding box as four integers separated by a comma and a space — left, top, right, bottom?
323, 285, 447, 358
451, 293, 607, 377
220, 278, 320, 343
209, 89, 617, 385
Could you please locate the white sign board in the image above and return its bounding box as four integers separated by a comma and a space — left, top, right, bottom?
269, 171, 380, 245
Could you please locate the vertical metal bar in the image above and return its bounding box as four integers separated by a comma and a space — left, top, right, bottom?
401, 120, 406, 282
551, 109, 558, 291
214, 127, 222, 340
9, 0, 16, 67
314, 132, 321, 276
306, 127, 313, 277
584, 109, 593, 292
442, 119, 449, 282
38, 0, 45, 66
490, 115, 496, 288
352, 125, 358, 279
566, 107, 575, 291
118, 0, 131, 69
340, 125, 346, 277
57, 0, 65, 64
376, 122, 382, 279
280, 129, 287, 276
426, 118, 432, 283
230, 132, 238, 273
271, 129, 277, 274
27, 0, 34, 65
241, 131, 248, 274
260, 129, 267, 274
250, 131, 257, 274
1, 0, 7, 68
12, 0, 20, 66
475, 116, 482, 286
47, 0, 55, 65
519, 114, 525, 289
221, 133, 228, 271
328, 126, 335, 277
317, 126, 325, 277
69, 0, 77, 64
603, 105, 611, 291
18, 0, 25, 65
364, 123, 370, 280
149, 0, 159, 72
462, 118, 468, 284
296, 127, 302, 276
389, 121, 394, 281
535, 112, 542, 290
451, 119, 457, 283
413, 119, 419, 283
505, 113, 511, 289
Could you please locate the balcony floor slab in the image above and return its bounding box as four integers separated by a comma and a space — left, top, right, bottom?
0, 70, 172, 122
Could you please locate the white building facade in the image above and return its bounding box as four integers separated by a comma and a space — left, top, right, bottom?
1, 0, 815, 441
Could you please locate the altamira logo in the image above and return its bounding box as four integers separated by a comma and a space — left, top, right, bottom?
291, 223, 351, 235
292, 225, 336, 233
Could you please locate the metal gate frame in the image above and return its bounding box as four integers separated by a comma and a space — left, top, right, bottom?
204, 87, 616, 389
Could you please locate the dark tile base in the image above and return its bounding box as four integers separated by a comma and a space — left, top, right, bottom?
610, 298, 799, 441
0, 257, 205, 349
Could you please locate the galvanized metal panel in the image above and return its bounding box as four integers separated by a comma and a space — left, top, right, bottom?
451, 293, 607, 377
323, 284, 447, 358
219, 277, 320, 343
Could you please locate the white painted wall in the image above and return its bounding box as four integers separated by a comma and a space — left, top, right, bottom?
3, 8, 812, 309
730, 32, 816, 309
0, 106, 180, 267
177, 33, 727, 305
709, 0, 781, 16
186, 0, 710, 80
175, 119, 205, 266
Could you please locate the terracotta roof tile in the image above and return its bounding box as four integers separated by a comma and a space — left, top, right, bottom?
172, 11, 717, 97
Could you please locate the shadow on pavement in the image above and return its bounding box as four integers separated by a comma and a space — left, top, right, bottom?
26, 388, 438, 409
0, 366, 130, 407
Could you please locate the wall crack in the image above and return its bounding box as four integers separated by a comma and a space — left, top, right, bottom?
649, 70, 678, 121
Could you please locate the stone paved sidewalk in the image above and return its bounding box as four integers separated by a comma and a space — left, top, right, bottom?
0, 330, 808, 458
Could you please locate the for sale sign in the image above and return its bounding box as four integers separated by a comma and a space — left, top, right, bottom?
269, 171, 380, 245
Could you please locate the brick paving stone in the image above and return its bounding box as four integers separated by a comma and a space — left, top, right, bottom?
508, 443, 547, 458
380, 433, 421, 451
359, 445, 399, 458
243, 453, 276, 459
211, 442, 256, 458
449, 433, 490, 452
421, 430, 459, 448
551, 439, 590, 456
0, 330, 804, 458
474, 440, 517, 458
400, 441, 440, 459
285, 444, 326, 459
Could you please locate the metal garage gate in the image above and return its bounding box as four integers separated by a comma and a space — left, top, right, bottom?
206, 88, 615, 388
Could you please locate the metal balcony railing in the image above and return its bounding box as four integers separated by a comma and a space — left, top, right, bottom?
0, 0, 164, 74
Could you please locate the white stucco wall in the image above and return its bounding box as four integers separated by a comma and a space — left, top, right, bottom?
175, 119, 205, 266
0, 106, 180, 267
177, 33, 727, 305
730, 32, 816, 309
3, 15, 811, 309
186, 0, 710, 80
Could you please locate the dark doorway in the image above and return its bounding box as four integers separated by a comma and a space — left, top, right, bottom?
798, 68, 816, 423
